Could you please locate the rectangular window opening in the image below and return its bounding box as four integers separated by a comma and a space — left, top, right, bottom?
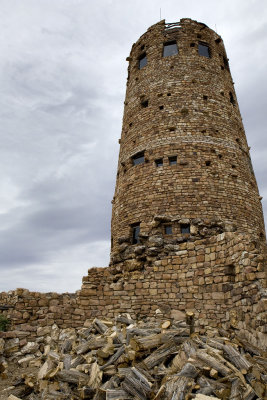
169, 156, 177, 166
164, 225, 172, 235
141, 99, 149, 108
229, 92, 235, 105
223, 56, 229, 71
198, 43, 210, 58
138, 53, 147, 69
163, 41, 178, 57
132, 151, 145, 166
181, 223, 190, 234
132, 223, 140, 244
155, 158, 163, 167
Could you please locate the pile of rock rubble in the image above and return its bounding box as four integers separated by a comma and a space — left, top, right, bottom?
0, 315, 266, 399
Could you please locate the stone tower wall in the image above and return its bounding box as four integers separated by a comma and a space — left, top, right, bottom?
111, 19, 265, 257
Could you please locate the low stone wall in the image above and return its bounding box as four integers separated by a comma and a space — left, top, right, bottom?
0, 232, 266, 347
0, 290, 80, 339
78, 232, 266, 347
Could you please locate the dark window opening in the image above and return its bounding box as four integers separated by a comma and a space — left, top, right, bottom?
198, 43, 210, 58
205, 160, 211, 166
201, 129, 206, 133
221, 65, 225, 70
236, 138, 240, 144
169, 156, 177, 165
164, 225, 172, 235
223, 56, 229, 71
181, 224, 190, 234
163, 41, 178, 57
141, 99, 149, 108
169, 127, 176, 131
220, 91, 224, 96
155, 158, 163, 167
129, 122, 133, 127
190, 43, 195, 47
159, 105, 164, 110
225, 264, 235, 276
218, 154, 222, 159
132, 223, 140, 244
215, 38, 222, 44
167, 92, 171, 96
203, 95, 208, 100
141, 44, 145, 50
229, 92, 235, 105
132, 151, 145, 165
232, 165, 236, 169
139, 53, 147, 69
197, 34, 202, 38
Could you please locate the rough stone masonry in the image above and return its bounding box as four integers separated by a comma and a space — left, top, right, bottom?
0, 19, 266, 348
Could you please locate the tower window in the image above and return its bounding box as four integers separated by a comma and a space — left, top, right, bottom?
141, 99, 149, 108
163, 41, 178, 57
139, 53, 147, 69
169, 156, 177, 165
159, 105, 164, 110
164, 225, 172, 235
223, 56, 229, 71
205, 160, 211, 166
198, 43, 210, 58
132, 151, 145, 165
132, 223, 140, 244
155, 158, 163, 167
229, 92, 235, 105
181, 224, 190, 234
203, 95, 208, 100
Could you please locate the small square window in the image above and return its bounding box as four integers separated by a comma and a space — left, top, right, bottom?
159, 105, 164, 110
141, 99, 149, 108
198, 43, 210, 58
155, 158, 163, 167
132, 223, 140, 244
163, 41, 178, 57
164, 225, 172, 235
181, 224, 190, 234
229, 92, 235, 105
169, 156, 177, 165
132, 151, 145, 165
139, 53, 147, 69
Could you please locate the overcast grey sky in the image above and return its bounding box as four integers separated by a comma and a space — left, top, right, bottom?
0, 0, 266, 293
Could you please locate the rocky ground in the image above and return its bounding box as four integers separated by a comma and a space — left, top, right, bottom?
0, 314, 266, 399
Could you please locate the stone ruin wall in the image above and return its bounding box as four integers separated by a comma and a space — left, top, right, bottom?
1, 232, 266, 348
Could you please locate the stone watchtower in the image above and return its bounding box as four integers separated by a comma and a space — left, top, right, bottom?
111, 18, 265, 259
80, 19, 266, 343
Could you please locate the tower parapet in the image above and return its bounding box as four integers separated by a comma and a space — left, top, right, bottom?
111, 18, 265, 264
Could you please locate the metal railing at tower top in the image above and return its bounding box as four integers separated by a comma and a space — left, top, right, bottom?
165, 22, 182, 31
